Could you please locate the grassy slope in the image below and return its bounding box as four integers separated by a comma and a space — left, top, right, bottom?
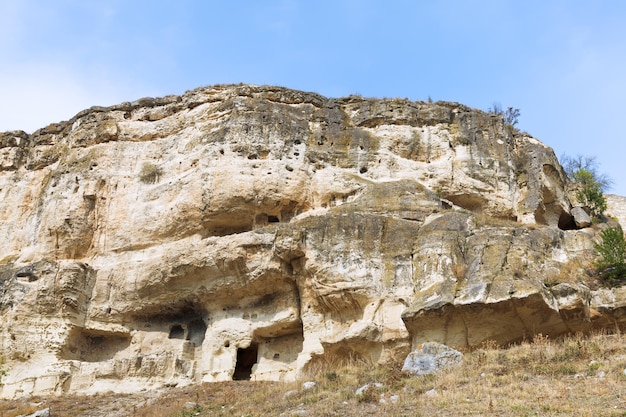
2, 332, 626, 417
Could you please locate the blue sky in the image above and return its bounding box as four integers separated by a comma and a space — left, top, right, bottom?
1, 0, 625, 195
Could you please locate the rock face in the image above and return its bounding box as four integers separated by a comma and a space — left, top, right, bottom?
0, 84, 624, 398
607, 195, 626, 230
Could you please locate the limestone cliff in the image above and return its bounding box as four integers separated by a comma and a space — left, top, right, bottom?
0, 84, 623, 398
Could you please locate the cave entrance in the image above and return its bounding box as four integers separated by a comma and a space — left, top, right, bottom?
187, 318, 207, 346
558, 211, 577, 230
233, 342, 259, 380
168, 324, 185, 340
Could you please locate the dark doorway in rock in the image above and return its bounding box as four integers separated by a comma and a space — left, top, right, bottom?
233, 342, 259, 380
558, 211, 577, 230
187, 318, 207, 346
169, 324, 185, 340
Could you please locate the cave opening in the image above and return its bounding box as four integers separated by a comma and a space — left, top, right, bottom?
168, 324, 185, 340
233, 342, 259, 380
558, 211, 578, 230
187, 318, 207, 346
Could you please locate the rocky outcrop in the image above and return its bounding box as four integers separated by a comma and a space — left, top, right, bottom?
0, 84, 623, 399
607, 194, 626, 230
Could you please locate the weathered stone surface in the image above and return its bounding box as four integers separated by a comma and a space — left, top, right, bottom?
571, 206, 592, 228
401, 342, 462, 375
607, 194, 626, 229
0, 84, 624, 399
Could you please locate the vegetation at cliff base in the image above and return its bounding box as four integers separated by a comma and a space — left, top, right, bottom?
2, 332, 626, 417
595, 225, 626, 283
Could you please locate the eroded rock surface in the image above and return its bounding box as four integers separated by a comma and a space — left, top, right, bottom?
0, 84, 624, 398
607, 195, 626, 230
402, 342, 462, 375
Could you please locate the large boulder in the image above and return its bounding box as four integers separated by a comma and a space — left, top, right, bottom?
571, 206, 592, 228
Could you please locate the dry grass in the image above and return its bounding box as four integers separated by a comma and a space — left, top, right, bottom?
138, 162, 162, 184
545, 256, 601, 289
2, 332, 626, 416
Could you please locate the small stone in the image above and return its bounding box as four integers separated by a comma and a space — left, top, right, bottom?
283, 389, 298, 399
355, 384, 372, 397
390, 394, 400, 403
424, 388, 437, 397
597, 371, 606, 378
302, 381, 316, 390
355, 383, 383, 400
182, 402, 198, 411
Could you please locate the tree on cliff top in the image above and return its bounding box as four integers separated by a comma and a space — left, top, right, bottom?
488, 102, 520, 127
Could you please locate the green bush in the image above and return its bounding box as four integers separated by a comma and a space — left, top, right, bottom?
594, 225, 626, 283
561, 155, 611, 216
571, 168, 607, 215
